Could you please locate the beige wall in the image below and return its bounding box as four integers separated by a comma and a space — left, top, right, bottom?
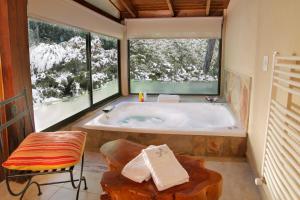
224, 0, 300, 198
250, 0, 300, 173
28, 0, 124, 39
223, 0, 258, 76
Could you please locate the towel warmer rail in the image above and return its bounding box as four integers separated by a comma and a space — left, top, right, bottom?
256, 52, 300, 200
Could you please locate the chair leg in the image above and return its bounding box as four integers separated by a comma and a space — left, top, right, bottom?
4, 154, 87, 200
76, 154, 87, 200
19, 181, 42, 200
69, 154, 88, 200
5, 170, 42, 200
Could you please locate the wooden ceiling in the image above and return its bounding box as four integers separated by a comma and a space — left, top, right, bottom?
110, 0, 230, 19
73, 0, 230, 23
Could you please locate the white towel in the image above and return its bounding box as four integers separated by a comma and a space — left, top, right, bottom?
121, 146, 154, 183
142, 144, 189, 191
157, 94, 180, 103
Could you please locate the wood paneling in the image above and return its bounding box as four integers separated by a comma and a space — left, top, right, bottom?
108, 0, 229, 19
0, 0, 34, 180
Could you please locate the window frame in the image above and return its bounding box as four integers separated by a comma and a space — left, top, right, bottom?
28, 18, 121, 131
127, 38, 222, 96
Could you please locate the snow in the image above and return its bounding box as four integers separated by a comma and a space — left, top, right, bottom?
29, 33, 119, 103
30, 43, 66, 72
29, 23, 220, 126
129, 39, 220, 83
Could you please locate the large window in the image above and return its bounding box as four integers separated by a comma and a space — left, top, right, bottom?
28, 19, 119, 131
91, 33, 119, 103
129, 39, 221, 95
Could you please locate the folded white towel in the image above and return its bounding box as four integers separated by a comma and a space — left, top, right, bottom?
157, 94, 180, 103
121, 146, 154, 183
142, 144, 189, 191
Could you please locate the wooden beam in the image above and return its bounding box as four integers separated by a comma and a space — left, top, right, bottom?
72, 0, 121, 23
136, 10, 173, 18
121, 9, 224, 18
224, 0, 231, 8
119, 0, 137, 18
166, 0, 175, 17
206, 0, 211, 16
176, 9, 207, 17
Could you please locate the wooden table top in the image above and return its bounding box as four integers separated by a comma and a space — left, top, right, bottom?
100, 139, 222, 200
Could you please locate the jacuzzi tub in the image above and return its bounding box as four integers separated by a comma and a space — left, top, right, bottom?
84, 102, 245, 137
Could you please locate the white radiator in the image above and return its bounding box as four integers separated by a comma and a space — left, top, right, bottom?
257, 53, 300, 200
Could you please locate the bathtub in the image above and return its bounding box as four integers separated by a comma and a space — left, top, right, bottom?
79, 101, 247, 156
84, 102, 245, 137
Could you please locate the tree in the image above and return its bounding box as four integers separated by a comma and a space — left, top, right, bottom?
203, 39, 216, 75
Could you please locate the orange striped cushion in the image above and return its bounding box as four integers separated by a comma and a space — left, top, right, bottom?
2, 131, 86, 171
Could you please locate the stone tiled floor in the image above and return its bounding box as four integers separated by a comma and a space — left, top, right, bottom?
0, 152, 261, 200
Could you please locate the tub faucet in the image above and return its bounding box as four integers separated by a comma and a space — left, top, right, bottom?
102, 105, 114, 120
102, 105, 114, 113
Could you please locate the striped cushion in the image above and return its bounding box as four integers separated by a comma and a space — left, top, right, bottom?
2, 131, 86, 171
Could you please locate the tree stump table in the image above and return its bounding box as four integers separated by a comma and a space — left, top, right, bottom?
100, 139, 222, 200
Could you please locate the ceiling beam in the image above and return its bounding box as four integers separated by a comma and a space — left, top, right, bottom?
206, 0, 211, 16
176, 9, 206, 17
224, 0, 231, 8
121, 9, 224, 19
119, 0, 137, 18
125, 9, 223, 18
72, 0, 121, 23
166, 0, 175, 17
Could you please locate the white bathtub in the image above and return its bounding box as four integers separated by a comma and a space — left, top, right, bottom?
84, 102, 246, 137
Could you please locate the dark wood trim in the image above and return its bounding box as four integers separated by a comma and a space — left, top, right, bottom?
117, 40, 122, 96
127, 40, 131, 94
166, 0, 175, 17
72, 0, 121, 23
86, 33, 93, 105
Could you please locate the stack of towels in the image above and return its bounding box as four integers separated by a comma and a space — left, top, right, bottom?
121, 144, 189, 191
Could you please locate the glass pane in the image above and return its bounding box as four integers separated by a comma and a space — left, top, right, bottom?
91, 33, 119, 103
129, 39, 220, 94
28, 19, 89, 131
